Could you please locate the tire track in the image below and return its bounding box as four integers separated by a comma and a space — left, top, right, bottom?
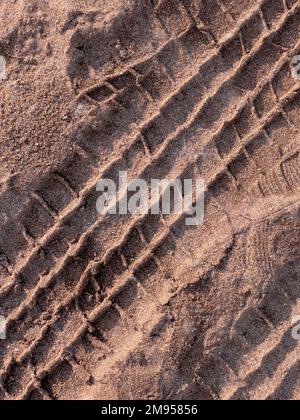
227, 316, 300, 400
266, 360, 300, 400
0, 0, 279, 298
195, 203, 300, 400
2, 0, 298, 322
1, 4, 298, 358
1, 15, 298, 360
1, 106, 298, 398
1, 0, 298, 400
20, 152, 300, 401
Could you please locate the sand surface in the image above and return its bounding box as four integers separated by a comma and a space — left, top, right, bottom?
0, 0, 300, 400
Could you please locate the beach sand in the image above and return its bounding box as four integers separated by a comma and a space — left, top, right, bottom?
0, 0, 300, 400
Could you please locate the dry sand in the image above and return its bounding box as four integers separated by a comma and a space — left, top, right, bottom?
0, 0, 300, 400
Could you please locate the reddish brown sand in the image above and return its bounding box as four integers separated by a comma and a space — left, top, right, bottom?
0, 0, 300, 400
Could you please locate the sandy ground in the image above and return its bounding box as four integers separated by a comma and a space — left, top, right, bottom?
0, 0, 300, 400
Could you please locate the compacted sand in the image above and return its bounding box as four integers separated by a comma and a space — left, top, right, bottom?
0, 0, 300, 400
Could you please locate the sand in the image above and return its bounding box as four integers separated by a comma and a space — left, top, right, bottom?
0, 0, 300, 400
